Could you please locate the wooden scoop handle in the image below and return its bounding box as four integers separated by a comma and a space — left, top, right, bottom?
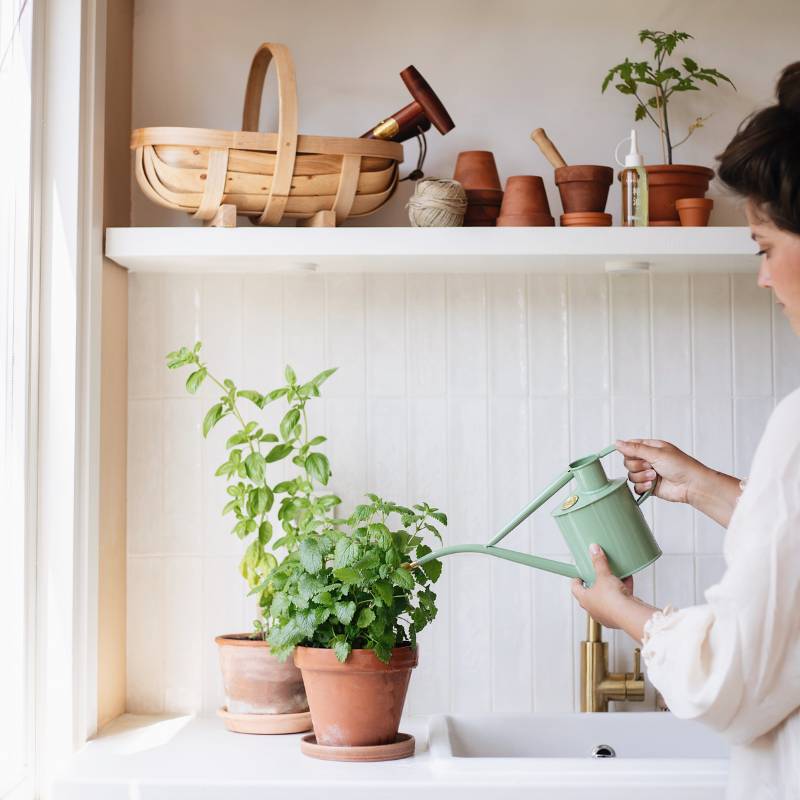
530, 128, 568, 169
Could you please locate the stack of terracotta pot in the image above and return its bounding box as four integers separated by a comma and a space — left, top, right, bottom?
453, 151, 504, 226
556, 165, 613, 226
646, 166, 714, 225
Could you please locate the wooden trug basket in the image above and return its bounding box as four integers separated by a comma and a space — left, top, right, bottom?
131, 42, 404, 227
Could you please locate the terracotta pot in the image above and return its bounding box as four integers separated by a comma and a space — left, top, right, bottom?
499, 176, 551, 217
676, 197, 714, 227
560, 211, 612, 227
453, 150, 502, 190
496, 212, 555, 227
215, 634, 308, 715
464, 204, 501, 227
555, 165, 614, 214
465, 188, 503, 206
643, 164, 714, 223
294, 646, 418, 747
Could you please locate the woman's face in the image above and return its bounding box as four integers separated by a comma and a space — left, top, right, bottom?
746, 202, 800, 335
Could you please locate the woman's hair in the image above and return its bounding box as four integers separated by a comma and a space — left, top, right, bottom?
717, 62, 800, 234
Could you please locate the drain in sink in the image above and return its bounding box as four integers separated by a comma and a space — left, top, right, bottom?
591, 744, 616, 758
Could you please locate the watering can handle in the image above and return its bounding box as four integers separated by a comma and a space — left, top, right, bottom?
597, 443, 655, 506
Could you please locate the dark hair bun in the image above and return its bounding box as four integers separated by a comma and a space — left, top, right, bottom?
777, 61, 800, 118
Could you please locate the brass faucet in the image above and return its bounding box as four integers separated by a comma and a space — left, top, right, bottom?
580, 614, 645, 712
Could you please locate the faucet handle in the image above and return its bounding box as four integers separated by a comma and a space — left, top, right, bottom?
632, 647, 642, 679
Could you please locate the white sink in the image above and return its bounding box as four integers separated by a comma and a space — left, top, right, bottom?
429, 712, 728, 796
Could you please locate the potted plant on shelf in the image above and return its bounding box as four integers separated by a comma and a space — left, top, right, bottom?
263, 493, 446, 756
166, 343, 340, 734
602, 29, 735, 223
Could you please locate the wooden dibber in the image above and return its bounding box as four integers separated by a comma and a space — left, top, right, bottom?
530, 128, 568, 169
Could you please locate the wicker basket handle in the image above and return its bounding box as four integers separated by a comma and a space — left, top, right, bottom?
242, 43, 299, 224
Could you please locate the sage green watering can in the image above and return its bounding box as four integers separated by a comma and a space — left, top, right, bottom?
411, 444, 661, 587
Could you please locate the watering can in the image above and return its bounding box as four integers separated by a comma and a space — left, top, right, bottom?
410, 444, 661, 587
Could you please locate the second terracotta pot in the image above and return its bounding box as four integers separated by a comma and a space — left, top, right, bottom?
453, 150, 502, 191
676, 197, 714, 226
216, 634, 308, 715
644, 164, 714, 223
294, 646, 418, 747
500, 176, 551, 216
555, 165, 613, 214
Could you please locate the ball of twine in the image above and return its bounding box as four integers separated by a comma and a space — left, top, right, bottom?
406, 178, 467, 227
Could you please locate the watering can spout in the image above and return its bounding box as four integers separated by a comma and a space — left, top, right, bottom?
409, 544, 579, 579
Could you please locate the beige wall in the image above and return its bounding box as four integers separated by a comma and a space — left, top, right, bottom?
98, 0, 133, 729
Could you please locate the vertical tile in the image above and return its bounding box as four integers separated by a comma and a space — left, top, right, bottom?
283, 274, 325, 381
127, 399, 163, 555
651, 397, 694, 554
651, 274, 691, 396
490, 397, 532, 711
202, 557, 244, 715
366, 274, 405, 396
693, 396, 733, 554
162, 557, 203, 712
488, 275, 527, 396
691, 275, 732, 397
695, 555, 726, 601
570, 396, 610, 459
127, 557, 164, 713
325, 397, 367, 513
162, 275, 202, 397
405, 397, 449, 715
366, 398, 407, 503
447, 275, 487, 396
773, 298, 800, 401
201, 276, 243, 393
128, 273, 164, 398
655, 554, 696, 610
162, 398, 202, 554
732, 275, 772, 396
533, 567, 573, 712
610, 273, 650, 396
611, 396, 653, 531
241, 275, 284, 391
324, 274, 365, 397
734, 397, 773, 477
407, 274, 446, 397
530, 396, 570, 556
528, 274, 569, 396
568, 275, 608, 396
448, 396, 490, 712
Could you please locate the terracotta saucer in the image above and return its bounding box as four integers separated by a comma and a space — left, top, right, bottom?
300, 732, 416, 762
560, 211, 612, 227
649, 220, 681, 226
217, 707, 312, 735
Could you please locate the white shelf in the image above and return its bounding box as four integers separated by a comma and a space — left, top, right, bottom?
105, 226, 757, 274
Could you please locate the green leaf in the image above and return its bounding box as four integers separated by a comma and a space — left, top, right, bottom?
258, 520, 272, 546
422, 558, 442, 583
391, 567, 415, 590
311, 367, 337, 387
280, 408, 301, 441
299, 538, 324, 574
266, 443, 293, 463
333, 638, 351, 663
305, 452, 331, 485
334, 537, 361, 568
333, 600, 356, 625
307, 435, 327, 446
237, 390, 264, 408
284, 365, 297, 385
244, 452, 266, 482
373, 580, 394, 607
356, 607, 376, 628
682, 56, 698, 73
635, 103, 647, 121
202, 403, 225, 437
333, 566, 361, 585
185, 368, 207, 394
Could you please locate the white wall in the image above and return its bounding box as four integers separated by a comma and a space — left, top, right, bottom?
126, 0, 800, 715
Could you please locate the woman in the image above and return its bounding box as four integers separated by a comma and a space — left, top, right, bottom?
572, 62, 800, 799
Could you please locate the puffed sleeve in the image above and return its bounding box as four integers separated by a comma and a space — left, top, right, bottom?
641, 390, 800, 746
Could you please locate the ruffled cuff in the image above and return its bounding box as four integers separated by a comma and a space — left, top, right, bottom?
641, 603, 677, 667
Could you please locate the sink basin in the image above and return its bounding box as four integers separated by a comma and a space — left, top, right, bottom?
429, 712, 728, 795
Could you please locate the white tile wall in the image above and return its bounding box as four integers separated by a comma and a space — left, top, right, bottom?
128, 271, 800, 716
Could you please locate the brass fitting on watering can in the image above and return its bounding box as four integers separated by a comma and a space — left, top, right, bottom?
408, 443, 662, 587
581, 614, 645, 712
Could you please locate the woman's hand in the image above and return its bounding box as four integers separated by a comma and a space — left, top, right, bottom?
615, 438, 706, 503
571, 545, 657, 642
616, 438, 743, 528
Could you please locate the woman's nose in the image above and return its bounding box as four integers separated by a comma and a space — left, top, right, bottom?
757, 259, 772, 288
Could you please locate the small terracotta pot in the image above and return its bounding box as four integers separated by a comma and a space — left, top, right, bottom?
294, 646, 418, 747
643, 164, 714, 223
499, 176, 551, 217
560, 211, 612, 227
555, 165, 613, 214
496, 212, 555, 227
676, 197, 714, 227
453, 150, 502, 191
465, 188, 504, 205
464, 203, 501, 227
215, 634, 308, 715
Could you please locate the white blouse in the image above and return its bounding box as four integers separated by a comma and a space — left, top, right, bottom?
642, 387, 800, 799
